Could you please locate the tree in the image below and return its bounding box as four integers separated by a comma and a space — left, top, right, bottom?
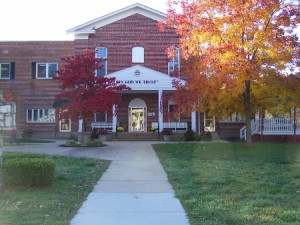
162, 0, 300, 145
55, 49, 129, 142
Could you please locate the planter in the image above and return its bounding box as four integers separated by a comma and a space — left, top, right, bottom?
163, 135, 171, 142
99, 135, 107, 142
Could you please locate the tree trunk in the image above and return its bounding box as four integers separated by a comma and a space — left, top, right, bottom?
244, 80, 252, 146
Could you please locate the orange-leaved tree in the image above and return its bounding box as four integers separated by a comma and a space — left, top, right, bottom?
162, 0, 300, 145
55, 49, 129, 142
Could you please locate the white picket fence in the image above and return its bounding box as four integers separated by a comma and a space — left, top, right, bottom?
240, 118, 300, 140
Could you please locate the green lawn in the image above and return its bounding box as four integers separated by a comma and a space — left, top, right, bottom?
0, 153, 110, 225
153, 142, 300, 225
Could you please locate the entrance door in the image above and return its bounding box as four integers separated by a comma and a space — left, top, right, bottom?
130, 108, 145, 131
128, 98, 147, 132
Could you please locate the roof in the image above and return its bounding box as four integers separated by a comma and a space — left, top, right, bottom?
67, 3, 166, 38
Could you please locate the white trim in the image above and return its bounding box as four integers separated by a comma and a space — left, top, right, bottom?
0, 63, 11, 79
36, 63, 58, 79
67, 3, 166, 37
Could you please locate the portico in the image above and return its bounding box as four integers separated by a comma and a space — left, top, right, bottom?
92, 65, 196, 133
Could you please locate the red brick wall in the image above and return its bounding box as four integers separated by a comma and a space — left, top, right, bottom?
0, 41, 74, 134
74, 14, 179, 74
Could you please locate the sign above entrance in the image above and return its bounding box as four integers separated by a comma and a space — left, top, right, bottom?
106, 65, 184, 91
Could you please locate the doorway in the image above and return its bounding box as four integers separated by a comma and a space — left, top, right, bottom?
128, 98, 147, 132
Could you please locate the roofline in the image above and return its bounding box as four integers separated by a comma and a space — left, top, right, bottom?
67, 3, 166, 35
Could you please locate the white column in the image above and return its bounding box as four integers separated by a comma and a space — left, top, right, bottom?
191, 111, 196, 131
112, 104, 117, 132
158, 89, 163, 132
78, 119, 83, 132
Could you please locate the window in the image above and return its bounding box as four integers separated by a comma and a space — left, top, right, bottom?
95, 112, 107, 122
168, 99, 177, 113
168, 48, 180, 75
33, 63, 58, 79
96, 47, 107, 76
132, 47, 144, 63
0, 62, 15, 79
27, 109, 55, 123
59, 119, 71, 132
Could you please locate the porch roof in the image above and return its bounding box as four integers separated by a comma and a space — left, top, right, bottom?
105, 65, 184, 91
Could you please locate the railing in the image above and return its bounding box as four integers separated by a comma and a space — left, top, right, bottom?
152, 122, 188, 131
240, 118, 300, 140
91, 122, 113, 130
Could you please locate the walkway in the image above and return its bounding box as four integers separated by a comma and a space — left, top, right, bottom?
4, 141, 190, 225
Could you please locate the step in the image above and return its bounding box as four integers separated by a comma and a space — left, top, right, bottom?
112, 132, 162, 141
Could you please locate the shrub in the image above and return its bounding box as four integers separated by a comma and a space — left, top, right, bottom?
3, 152, 46, 161
90, 128, 98, 140
117, 126, 124, 132
21, 129, 34, 138
81, 139, 102, 147
162, 128, 172, 135
97, 129, 108, 135
2, 158, 55, 186
65, 139, 78, 146
184, 129, 195, 141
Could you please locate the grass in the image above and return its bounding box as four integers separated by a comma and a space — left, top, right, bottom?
153, 142, 300, 225
0, 152, 110, 225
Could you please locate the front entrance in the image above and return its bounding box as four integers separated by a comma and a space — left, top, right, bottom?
128, 98, 147, 132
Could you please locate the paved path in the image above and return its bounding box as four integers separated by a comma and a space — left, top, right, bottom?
4, 141, 190, 225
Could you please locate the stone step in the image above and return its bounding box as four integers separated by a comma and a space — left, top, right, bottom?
112, 132, 162, 141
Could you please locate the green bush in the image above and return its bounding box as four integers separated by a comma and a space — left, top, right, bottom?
65, 139, 78, 146
2, 158, 55, 186
3, 152, 46, 160
81, 139, 102, 147
184, 129, 195, 141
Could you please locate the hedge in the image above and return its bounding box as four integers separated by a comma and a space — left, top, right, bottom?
2, 157, 55, 186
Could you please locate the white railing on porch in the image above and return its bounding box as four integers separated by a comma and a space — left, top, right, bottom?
91, 122, 113, 129
152, 122, 188, 131
240, 118, 300, 140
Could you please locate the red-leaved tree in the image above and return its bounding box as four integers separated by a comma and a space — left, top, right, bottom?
55, 49, 129, 142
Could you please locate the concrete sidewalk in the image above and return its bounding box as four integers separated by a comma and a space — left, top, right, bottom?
70, 141, 190, 225
5, 140, 190, 225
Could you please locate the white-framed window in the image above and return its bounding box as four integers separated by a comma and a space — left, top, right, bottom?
34, 63, 58, 79
0, 63, 14, 79
27, 109, 55, 123
95, 112, 107, 122
59, 119, 71, 132
132, 47, 144, 63
96, 47, 107, 77
168, 48, 180, 75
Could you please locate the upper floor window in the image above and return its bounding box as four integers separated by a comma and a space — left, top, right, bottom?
132, 47, 144, 63
27, 109, 55, 123
168, 48, 180, 75
96, 47, 107, 77
32, 62, 58, 79
0, 62, 15, 79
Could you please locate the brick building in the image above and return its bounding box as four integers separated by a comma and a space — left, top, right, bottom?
0, 3, 245, 139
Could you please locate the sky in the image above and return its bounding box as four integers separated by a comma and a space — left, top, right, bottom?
0, 0, 168, 41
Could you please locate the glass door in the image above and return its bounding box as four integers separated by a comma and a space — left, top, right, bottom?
129, 107, 146, 131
